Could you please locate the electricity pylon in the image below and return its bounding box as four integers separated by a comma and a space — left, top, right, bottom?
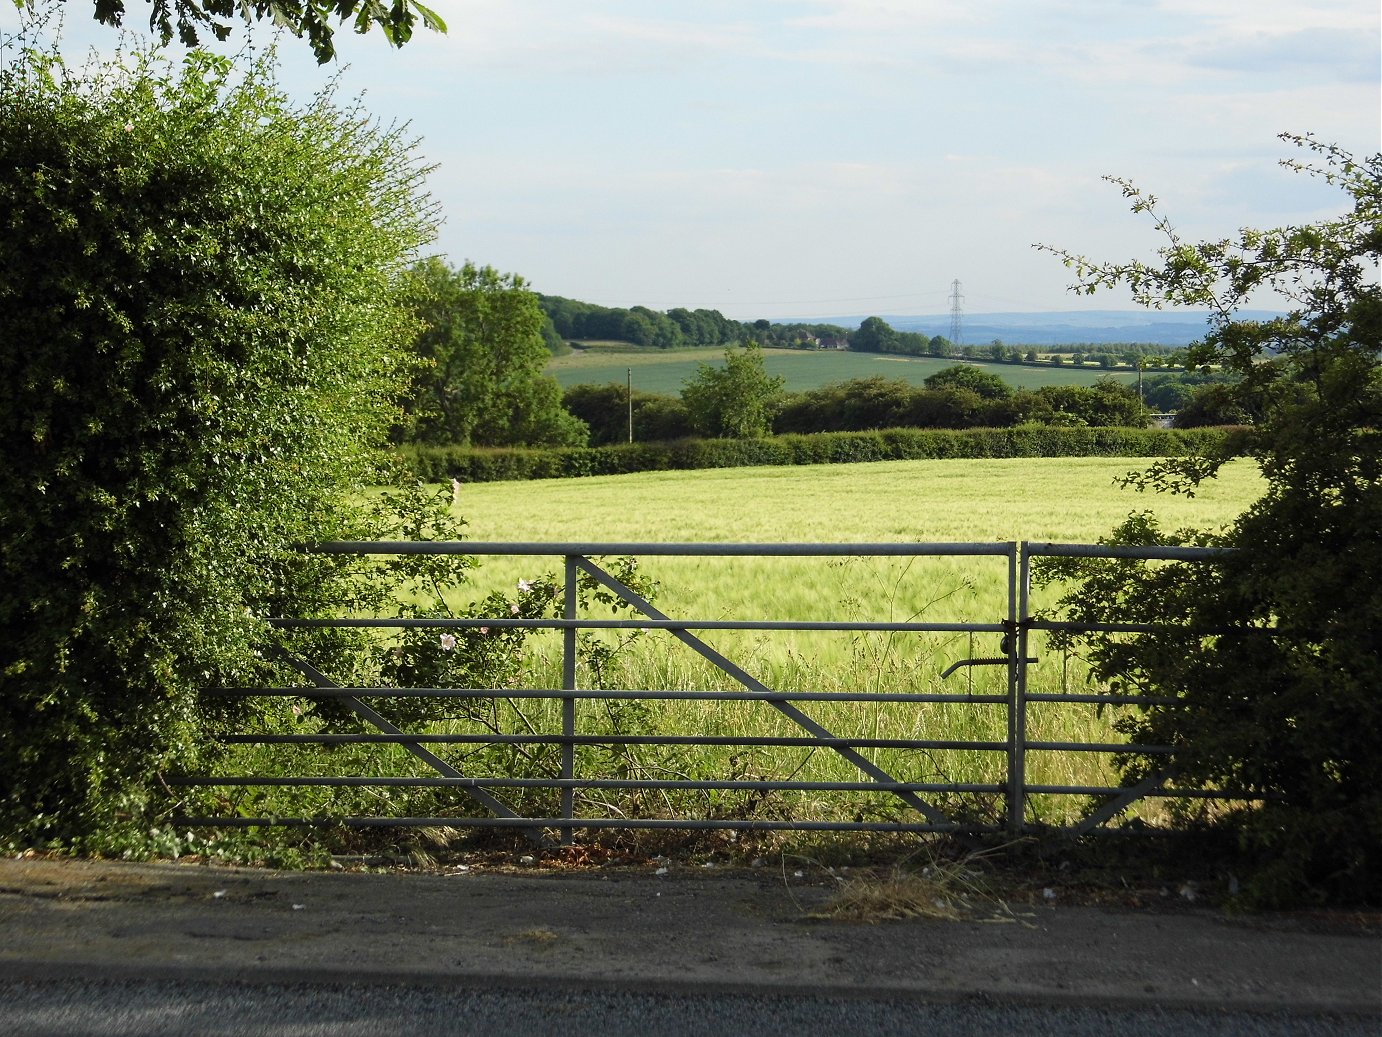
948, 279, 964, 347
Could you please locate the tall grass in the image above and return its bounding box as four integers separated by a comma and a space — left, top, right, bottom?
212, 458, 1263, 838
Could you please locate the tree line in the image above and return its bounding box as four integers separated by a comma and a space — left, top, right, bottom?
538, 294, 852, 351
562, 358, 1150, 447
400, 266, 1237, 451
540, 295, 1195, 371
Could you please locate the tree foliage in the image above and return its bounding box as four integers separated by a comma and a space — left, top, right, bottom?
1035, 135, 1381, 904
0, 41, 436, 850
401, 259, 587, 448
12, 0, 446, 63
562, 383, 694, 446
538, 295, 851, 351
923, 364, 1012, 400
540, 295, 746, 349
771, 376, 1144, 434
680, 344, 786, 439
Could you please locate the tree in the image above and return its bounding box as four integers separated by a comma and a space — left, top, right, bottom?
563, 383, 693, 446
1171, 382, 1254, 428
12, 0, 446, 63
680, 344, 785, 439
402, 259, 587, 448
0, 43, 437, 850
850, 316, 899, 354
923, 364, 1012, 400
1035, 135, 1381, 904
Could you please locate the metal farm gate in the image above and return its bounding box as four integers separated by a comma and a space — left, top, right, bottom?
173, 541, 1237, 842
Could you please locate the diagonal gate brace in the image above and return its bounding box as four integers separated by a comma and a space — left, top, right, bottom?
574, 557, 955, 827
271, 646, 545, 844
1070, 765, 1180, 836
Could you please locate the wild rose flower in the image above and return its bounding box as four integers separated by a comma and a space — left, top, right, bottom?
439, 633, 457, 651
517, 579, 532, 593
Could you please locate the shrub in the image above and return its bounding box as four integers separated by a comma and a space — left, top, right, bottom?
1036, 136, 1381, 905
0, 42, 435, 852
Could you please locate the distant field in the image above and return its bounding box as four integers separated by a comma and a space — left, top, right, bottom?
546, 346, 1138, 395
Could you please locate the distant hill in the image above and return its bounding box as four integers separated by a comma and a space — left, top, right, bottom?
791, 310, 1285, 347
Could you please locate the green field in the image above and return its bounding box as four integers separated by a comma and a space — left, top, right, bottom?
452, 456, 1257, 705
453, 456, 1253, 545
448, 458, 1257, 823
547, 346, 1138, 395
237, 458, 1262, 836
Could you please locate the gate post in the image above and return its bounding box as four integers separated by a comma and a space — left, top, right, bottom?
1006, 543, 1029, 836
561, 554, 579, 845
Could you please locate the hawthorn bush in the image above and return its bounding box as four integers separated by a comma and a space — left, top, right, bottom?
0, 41, 436, 853
1037, 136, 1381, 905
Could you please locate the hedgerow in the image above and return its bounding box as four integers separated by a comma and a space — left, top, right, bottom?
0, 41, 436, 854
400, 426, 1235, 483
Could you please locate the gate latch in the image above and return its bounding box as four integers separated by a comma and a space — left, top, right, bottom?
941, 632, 1037, 679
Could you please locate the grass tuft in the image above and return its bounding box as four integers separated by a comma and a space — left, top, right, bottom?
810, 844, 1037, 926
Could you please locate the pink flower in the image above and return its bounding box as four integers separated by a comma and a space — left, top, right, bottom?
439, 633, 457, 651
479, 626, 490, 635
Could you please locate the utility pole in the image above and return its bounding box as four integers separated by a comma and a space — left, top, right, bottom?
1138, 357, 1146, 422
948, 279, 964, 349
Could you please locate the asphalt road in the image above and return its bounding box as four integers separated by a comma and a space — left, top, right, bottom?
1, 855, 1377, 1035
3, 976, 1376, 1037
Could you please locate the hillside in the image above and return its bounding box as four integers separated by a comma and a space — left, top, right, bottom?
799, 309, 1284, 347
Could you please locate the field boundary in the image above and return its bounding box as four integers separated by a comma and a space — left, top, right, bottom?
173, 540, 1264, 844
402, 426, 1233, 483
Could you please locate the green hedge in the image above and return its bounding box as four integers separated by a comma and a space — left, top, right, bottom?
400, 426, 1237, 483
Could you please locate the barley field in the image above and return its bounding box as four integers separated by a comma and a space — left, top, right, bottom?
227, 457, 1263, 836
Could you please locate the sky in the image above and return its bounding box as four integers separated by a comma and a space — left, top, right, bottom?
7, 1, 1380, 320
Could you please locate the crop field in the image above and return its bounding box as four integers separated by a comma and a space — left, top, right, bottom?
235, 458, 1263, 839
546, 346, 1138, 395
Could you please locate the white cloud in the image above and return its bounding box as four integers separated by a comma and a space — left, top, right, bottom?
1155, 0, 1374, 35
4, 0, 1376, 316
1187, 26, 1378, 82
782, 0, 985, 33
